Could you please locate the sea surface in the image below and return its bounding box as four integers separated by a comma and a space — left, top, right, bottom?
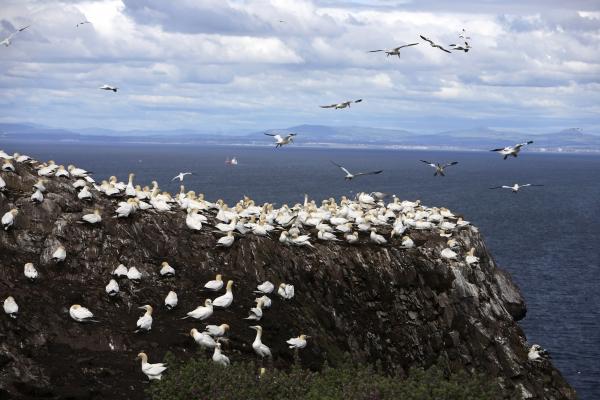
2, 141, 599, 399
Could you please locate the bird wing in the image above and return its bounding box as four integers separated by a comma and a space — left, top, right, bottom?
488, 186, 503, 189
354, 170, 383, 177
420, 160, 436, 168
490, 148, 504, 152
263, 132, 276, 136
420, 35, 433, 45
182, 172, 192, 177
368, 49, 385, 53
18, 25, 31, 32
273, 134, 283, 142
320, 104, 337, 108
397, 43, 419, 49
331, 161, 351, 176
530, 184, 544, 187
501, 186, 513, 189
443, 161, 459, 168
354, 99, 363, 103
515, 141, 533, 148
435, 45, 452, 53
171, 175, 179, 181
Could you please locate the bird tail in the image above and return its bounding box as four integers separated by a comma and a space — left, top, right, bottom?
180, 315, 190, 320
503, 155, 508, 160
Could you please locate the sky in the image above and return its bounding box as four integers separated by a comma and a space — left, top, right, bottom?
0, 0, 599, 134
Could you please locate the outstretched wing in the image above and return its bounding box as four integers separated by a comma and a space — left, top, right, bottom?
18, 25, 31, 32
331, 161, 351, 176
420, 160, 436, 168
420, 35, 434, 45
368, 49, 385, 53
354, 170, 383, 177
320, 104, 337, 108
515, 140, 534, 148
354, 99, 363, 103
490, 147, 504, 152
488, 186, 503, 189
435, 45, 452, 53
397, 43, 419, 49
443, 161, 459, 168
264, 132, 277, 136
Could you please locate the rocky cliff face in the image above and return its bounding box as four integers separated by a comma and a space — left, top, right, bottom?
0, 159, 575, 399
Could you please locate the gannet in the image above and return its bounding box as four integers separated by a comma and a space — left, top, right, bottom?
82, 209, 102, 224
368, 43, 419, 58
358, 192, 375, 205
136, 305, 153, 332
172, 172, 192, 182
217, 231, 235, 247
204, 274, 224, 291
277, 283, 294, 299
73, 179, 87, 189
331, 161, 383, 180
105, 279, 119, 296
370, 228, 387, 245
78, 186, 92, 201
205, 323, 230, 337
137, 352, 167, 380
320, 99, 362, 109
186, 209, 203, 231
419, 35, 451, 53
255, 295, 272, 309
212, 342, 230, 366
52, 245, 66, 262
528, 344, 550, 362
164, 291, 178, 310
212, 281, 234, 308
190, 328, 217, 348
37, 161, 58, 176
465, 248, 480, 266
0, 150, 12, 159
287, 334, 310, 349
490, 141, 534, 159
2, 209, 18, 230
345, 231, 359, 244
250, 326, 272, 358
3, 296, 18, 318
288, 232, 314, 247
125, 173, 136, 197
489, 183, 544, 193
127, 266, 142, 281
318, 229, 340, 242
24, 262, 38, 281
0, 176, 5, 191
449, 41, 471, 52
30, 189, 44, 203
441, 248, 458, 260
113, 264, 128, 277
99, 85, 118, 92
69, 304, 97, 322
1, 25, 30, 47
76, 20, 91, 28
255, 281, 274, 294
159, 261, 175, 277
67, 165, 92, 179
264, 132, 296, 148
115, 199, 136, 218
401, 236, 414, 248
244, 299, 264, 321
13, 153, 32, 163
55, 165, 69, 177
420, 160, 459, 177
183, 299, 213, 320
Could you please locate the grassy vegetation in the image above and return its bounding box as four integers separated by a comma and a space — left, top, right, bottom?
148, 352, 500, 400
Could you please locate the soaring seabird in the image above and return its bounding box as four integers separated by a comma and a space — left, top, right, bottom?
489, 183, 543, 193
69, 304, 97, 322
137, 352, 167, 380
449, 41, 471, 52
99, 85, 118, 92
287, 334, 310, 349
3, 296, 18, 318
136, 305, 153, 332
419, 35, 451, 53
212, 342, 230, 366
368, 43, 419, 58
331, 161, 383, 180
250, 326, 272, 358
420, 160, 459, 176
172, 172, 192, 182
490, 141, 534, 159
320, 99, 362, 109
76, 21, 91, 28
1, 25, 30, 47
264, 132, 296, 148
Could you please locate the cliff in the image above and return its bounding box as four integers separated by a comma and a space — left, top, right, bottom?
0, 157, 575, 399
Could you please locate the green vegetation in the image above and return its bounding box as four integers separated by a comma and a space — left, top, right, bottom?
148, 352, 500, 400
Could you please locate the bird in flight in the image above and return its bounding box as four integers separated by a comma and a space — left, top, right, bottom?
449, 41, 471, 52
368, 43, 419, 59
99, 85, 118, 92
490, 141, 534, 160
264, 132, 296, 148
76, 21, 91, 28
419, 35, 451, 53
489, 184, 544, 193
172, 172, 192, 182
458, 28, 471, 40
420, 160, 459, 176
320, 99, 362, 109
1, 25, 31, 47
331, 161, 383, 180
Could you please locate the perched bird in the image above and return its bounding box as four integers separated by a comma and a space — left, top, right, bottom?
172, 172, 192, 182
465, 248, 480, 266
277, 283, 295, 300
250, 325, 272, 358
320, 99, 362, 109
528, 344, 550, 362
31, 189, 44, 203
3, 296, 18, 318
212, 342, 230, 366
489, 183, 543, 193
190, 328, 217, 348
401, 236, 414, 249
105, 279, 119, 297
490, 141, 534, 159
368, 43, 419, 58
113, 264, 128, 278
254, 281, 275, 294
2, 160, 15, 172
99, 84, 118, 92
136, 305, 154, 332
205, 323, 230, 337
127, 266, 142, 281
1, 25, 30, 47
69, 304, 97, 322
441, 248, 458, 260
159, 261, 175, 277
331, 161, 382, 180
2, 209, 18, 230
203, 274, 224, 291
370, 228, 387, 245
82, 209, 102, 224
264, 132, 296, 148
137, 352, 167, 380
287, 334, 310, 349
212, 280, 234, 308
52, 245, 67, 262
217, 231, 235, 247
164, 291, 178, 310
419, 35, 451, 53
183, 299, 213, 320
255, 295, 272, 309
24, 262, 38, 281
244, 299, 264, 321
420, 160, 458, 177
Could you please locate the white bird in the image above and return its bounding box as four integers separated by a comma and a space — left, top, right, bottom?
401, 236, 414, 249
78, 186, 93, 201
420, 160, 459, 177
113, 264, 128, 278
217, 231, 235, 247
172, 172, 192, 182
136, 305, 153, 332
190, 328, 217, 348
465, 248, 480, 266
115, 199, 135, 218
82, 209, 102, 224
331, 161, 383, 180
250, 325, 272, 358
2, 160, 15, 172
186, 209, 203, 231
370, 229, 387, 245
31, 189, 44, 203
212, 342, 230, 366
137, 352, 167, 380
264, 132, 296, 148
318, 229, 340, 242
255, 295, 272, 309
159, 261, 175, 277
183, 299, 213, 320
203, 274, 224, 291
52, 245, 66, 262
1, 25, 30, 47
164, 291, 178, 310
105, 279, 119, 296
33, 179, 47, 192
69, 304, 97, 322
244, 299, 264, 321
212, 280, 234, 308
441, 248, 458, 260
24, 262, 38, 281
287, 334, 310, 349
0, 176, 5, 191
3, 296, 18, 318
2, 209, 18, 230
528, 344, 550, 362
99, 84, 118, 92
490, 141, 534, 159
205, 323, 230, 337
345, 232, 359, 244
127, 266, 142, 281
254, 281, 274, 294
368, 43, 419, 58
489, 183, 544, 193
277, 283, 295, 300
320, 99, 362, 109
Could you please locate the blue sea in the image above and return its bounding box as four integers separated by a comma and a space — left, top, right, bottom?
2, 141, 599, 399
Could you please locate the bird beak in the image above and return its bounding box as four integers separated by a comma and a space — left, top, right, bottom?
138, 306, 146, 310
249, 326, 257, 330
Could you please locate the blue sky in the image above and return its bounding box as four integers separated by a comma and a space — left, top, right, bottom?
0, 0, 599, 134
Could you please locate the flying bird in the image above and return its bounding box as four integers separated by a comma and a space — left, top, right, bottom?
264, 132, 296, 148
320, 99, 362, 109
172, 172, 192, 182
449, 41, 471, 52
1, 25, 30, 47
419, 35, 451, 53
420, 160, 459, 176
331, 161, 382, 180
99, 85, 118, 92
368, 43, 419, 59
489, 183, 544, 193
458, 28, 471, 40
490, 141, 534, 159
76, 21, 91, 28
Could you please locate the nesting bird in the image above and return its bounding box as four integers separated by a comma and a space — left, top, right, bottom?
82, 210, 102, 224
159, 261, 175, 277
105, 279, 119, 297
277, 283, 295, 300
24, 262, 38, 281
136, 305, 154, 332
287, 334, 310, 349
2, 209, 18, 230
69, 304, 97, 322
203, 274, 224, 291
113, 264, 128, 278
164, 291, 178, 310
137, 352, 167, 380
254, 281, 275, 294
3, 296, 18, 318
212, 280, 234, 308
52, 245, 67, 262
183, 299, 213, 320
